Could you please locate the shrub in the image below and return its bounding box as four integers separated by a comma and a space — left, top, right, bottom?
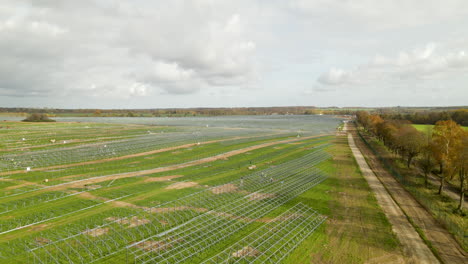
22, 113, 56, 122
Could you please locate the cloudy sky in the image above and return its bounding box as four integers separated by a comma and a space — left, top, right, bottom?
1, 0, 467, 108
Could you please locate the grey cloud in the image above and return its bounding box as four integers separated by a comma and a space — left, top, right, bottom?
0, 0, 257, 98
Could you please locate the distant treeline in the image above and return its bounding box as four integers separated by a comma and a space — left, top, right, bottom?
380, 109, 468, 126
1, 107, 467, 122
0, 107, 357, 117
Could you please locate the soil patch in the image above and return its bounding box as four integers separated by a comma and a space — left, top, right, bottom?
34, 237, 52, 245
144, 175, 183, 182
248, 192, 276, 201
85, 227, 109, 237
232, 246, 261, 258
132, 240, 173, 252
165, 181, 199, 190
105, 216, 150, 228
211, 184, 238, 194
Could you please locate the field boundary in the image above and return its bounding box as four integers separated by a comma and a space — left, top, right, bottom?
351, 124, 467, 263
347, 131, 438, 263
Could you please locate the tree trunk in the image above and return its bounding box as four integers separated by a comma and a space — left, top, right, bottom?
458, 187, 465, 211
407, 155, 413, 168
458, 169, 465, 211
438, 176, 444, 195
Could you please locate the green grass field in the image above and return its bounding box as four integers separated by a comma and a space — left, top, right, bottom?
0, 117, 405, 263
412, 124, 468, 132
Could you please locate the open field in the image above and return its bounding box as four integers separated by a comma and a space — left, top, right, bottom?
0, 115, 409, 263
412, 124, 468, 132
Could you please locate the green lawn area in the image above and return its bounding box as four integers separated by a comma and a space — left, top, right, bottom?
413, 124, 468, 132
284, 134, 403, 263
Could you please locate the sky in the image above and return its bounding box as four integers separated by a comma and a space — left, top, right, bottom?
1, 0, 467, 109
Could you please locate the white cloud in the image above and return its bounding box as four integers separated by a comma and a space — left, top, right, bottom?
317, 68, 353, 85
0, 0, 257, 98
290, 0, 468, 30
0, 0, 467, 108
317, 43, 468, 87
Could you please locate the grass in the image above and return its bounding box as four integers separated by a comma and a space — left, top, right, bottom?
0, 119, 405, 263
412, 124, 468, 132
361, 130, 468, 251
283, 135, 402, 263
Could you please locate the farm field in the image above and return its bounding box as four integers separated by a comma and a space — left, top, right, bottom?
412, 124, 468, 132
0, 115, 405, 263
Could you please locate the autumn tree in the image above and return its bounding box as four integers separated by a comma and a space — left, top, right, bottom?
368, 115, 384, 135
356, 111, 370, 131
394, 125, 425, 168
432, 120, 465, 195
418, 127, 435, 187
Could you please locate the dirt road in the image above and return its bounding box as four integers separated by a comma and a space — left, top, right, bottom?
347, 133, 439, 264
349, 124, 467, 264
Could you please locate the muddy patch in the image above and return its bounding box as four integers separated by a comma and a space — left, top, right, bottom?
34, 237, 52, 245
131, 240, 178, 252
165, 181, 198, 190
248, 192, 276, 201
84, 184, 101, 190
106, 216, 150, 228
144, 175, 183, 182
232, 246, 261, 258
211, 184, 238, 194
85, 227, 109, 237
30, 224, 48, 232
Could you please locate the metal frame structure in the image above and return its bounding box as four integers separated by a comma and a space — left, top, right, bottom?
28, 148, 331, 263
202, 202, 326, 263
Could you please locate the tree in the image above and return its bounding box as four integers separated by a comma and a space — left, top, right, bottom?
419, 127, 434, 188
22, 113, 55, 122
395, 126, 425, 168
432, 120, 465, 195
376, 121, 398, 151
454, 131, 467, 211
356, 111, 370, 131
368, 114, 384, 135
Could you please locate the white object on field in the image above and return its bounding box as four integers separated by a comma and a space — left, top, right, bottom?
22, 138, 26, 141
248, 165, 257, 170
26, 167, 31, 171
50, 139, 56, 143
44, 179, 49, 183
